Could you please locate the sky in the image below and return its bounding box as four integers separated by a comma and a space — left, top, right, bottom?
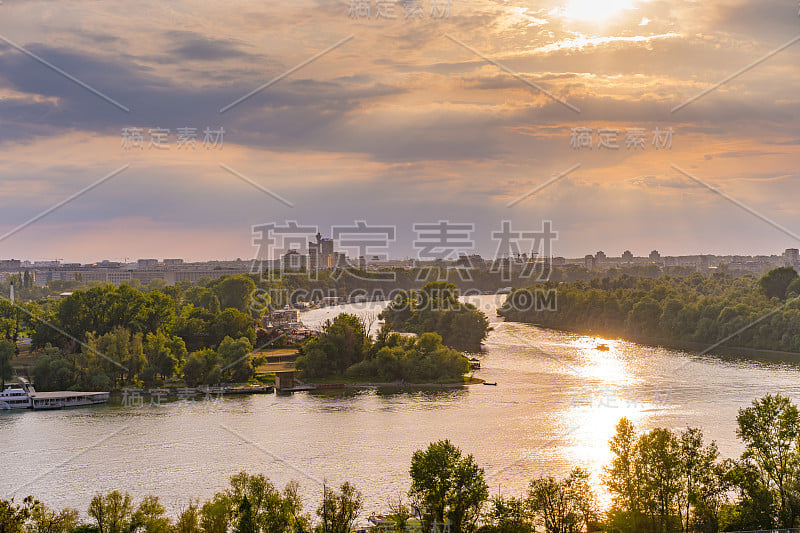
0, 0, 798, 263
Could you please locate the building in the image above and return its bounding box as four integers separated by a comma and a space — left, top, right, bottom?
137, 259, 159, 269
584, 254, 595, 269
307, 232, 335, 271
595, 251, 607, 265
621, 250, 634, 262
263, 308, 300, 328
163, 259, 184, 267
785, 249, 799, 266
0, 259, 21, 271
282, 250, 306, 272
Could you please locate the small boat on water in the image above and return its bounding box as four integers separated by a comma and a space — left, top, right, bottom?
483, 382, 498, 386
0, 379, 109, 411
595, 343, 610, 351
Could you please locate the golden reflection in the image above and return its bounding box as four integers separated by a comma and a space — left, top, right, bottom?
571, 336, 636, 385
563, 336, 650, 507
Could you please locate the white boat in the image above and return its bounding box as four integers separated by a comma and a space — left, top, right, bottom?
0, 383, 34, 410
0, 380, 109, 411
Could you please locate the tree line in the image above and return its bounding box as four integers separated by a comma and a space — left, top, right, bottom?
7, 277, 263, 391
500, 267, 800, 353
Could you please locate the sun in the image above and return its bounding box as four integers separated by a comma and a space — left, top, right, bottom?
560, 0, 636, 23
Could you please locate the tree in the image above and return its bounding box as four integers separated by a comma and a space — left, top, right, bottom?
225, 472, 309, 533
32, 345, 74, 391
210, 309, 257, 346
200, 495, 230, 533
316, 482, 362, 533
131, 496, 171, 533
88, 491, 134, 533
28, 501, 79, 533
528, 468, 596, 533
759, 267, 799, 300
296, 314, 370, 379
409, 440, 488, 533
637, 428, 681, 533
678, 428, 728, 533
143, 332, 186, 382
736, 394, 800, 527
483, 496, 532, 533
604, 417, 641, 527
217, 337, 254, 383
182, 351, 208, 388
0, 496, 35, 533
175, 502, 202, 533
213, 275, 257, 314
0, 340, 15, 391
384, 498, 414, 533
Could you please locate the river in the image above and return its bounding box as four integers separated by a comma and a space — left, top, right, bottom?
3, 295, 800, 516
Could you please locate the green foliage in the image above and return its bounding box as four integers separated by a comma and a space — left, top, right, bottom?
174, 502, 202, 533
315, 482, 362, 533
88, 491, 134, 533
295, 314, 371, 379
0, 339, 15, 390
210, 309, 257, 347
0, 496, 34, 533
217, 337, 254, 383
759, 267, 799, 300
409, 439, 488, 533
736, 394, 800, 528
0, 300, 20, 342
295, 315, 468, 383
31, 344, 75, 391
28, 500, 79, 533
380, 283, 491, 352
483, 496, 533, 533
528, 468, 597, 533
501, 268, 800, 353
346, 332, 469, 383
183, 349, 221, 387
208, 275, 257, 315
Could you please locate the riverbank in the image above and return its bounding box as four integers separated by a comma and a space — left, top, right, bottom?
308, 375, 485, 389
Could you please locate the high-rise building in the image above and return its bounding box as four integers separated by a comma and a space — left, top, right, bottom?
307, 232, 336, 271
0, 259, 21, 271
282, 250, 305, 271
785, 248, 799, 265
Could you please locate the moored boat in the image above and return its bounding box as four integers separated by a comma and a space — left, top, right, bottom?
0, 380, 109, 411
